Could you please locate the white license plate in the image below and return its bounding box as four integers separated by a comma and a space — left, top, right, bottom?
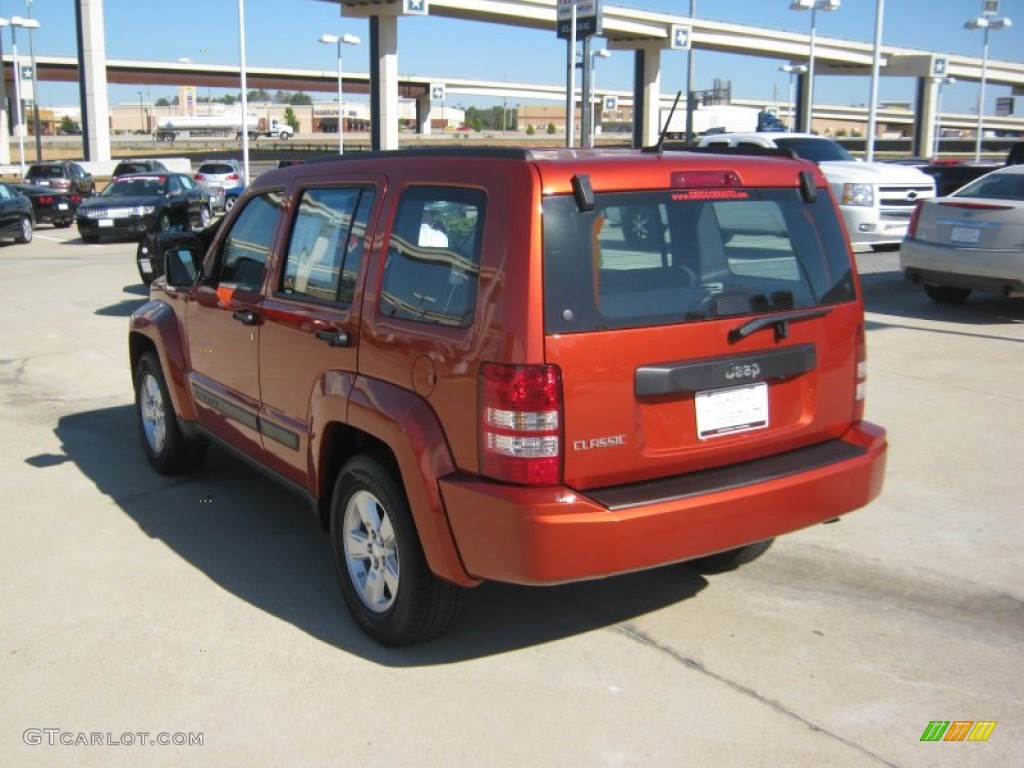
950, 226, 981, 244
695, 383, 769, 440
99, 219, 114, 228
57, 203, 68, 210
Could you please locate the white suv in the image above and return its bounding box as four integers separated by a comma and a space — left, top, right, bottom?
697, 133, 935, 249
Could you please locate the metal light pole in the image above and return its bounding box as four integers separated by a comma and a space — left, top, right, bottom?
318, 33, 361, 155
26, 0, 41, 161
8, 16, 39, 177
789, 0, 840, 134
685, 0, 696, 143
137, 91, 145, 133
589, 49, 610, 147
0, 18, 9, 166
865, 0, 884, 161
965, 10, 1012, 161
932, 76, 954, 160
779, 63, 807, 131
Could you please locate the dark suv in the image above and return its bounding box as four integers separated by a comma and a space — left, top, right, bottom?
129, 148, 887, 646
24, 161, 95, 198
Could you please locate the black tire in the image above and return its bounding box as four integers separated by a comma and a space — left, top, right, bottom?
196, 206, 212, 231
621, 205, 662, 249
689, 539, 775, 574
924, 284, 971, 304
330, 456, 460, 646
279, 131, 290, 140
15, 215, 33, 244
224, 195, 238, 213
134, 352, 208, 475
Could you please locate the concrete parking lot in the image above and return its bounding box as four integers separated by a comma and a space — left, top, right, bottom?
1, 228, 1021, 767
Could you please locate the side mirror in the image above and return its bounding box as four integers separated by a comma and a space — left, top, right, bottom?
155, 231, 204, 288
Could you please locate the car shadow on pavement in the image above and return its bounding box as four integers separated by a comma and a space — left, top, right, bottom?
50, 404, 708, 665
862, 275, 1024, 331
94, 298, 148, 317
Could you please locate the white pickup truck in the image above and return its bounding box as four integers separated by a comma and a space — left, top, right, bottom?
697, 133, 936, 249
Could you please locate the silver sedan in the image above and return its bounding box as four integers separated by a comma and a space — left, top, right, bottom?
901, 165, 1024, 303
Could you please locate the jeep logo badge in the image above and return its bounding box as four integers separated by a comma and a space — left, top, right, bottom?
725, 362, 761, 381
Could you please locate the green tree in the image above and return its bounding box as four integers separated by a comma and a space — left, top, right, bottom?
59, 115, 80, 134
154, 97, 170, 108
247, 89, 271, 102
526, 124, 535, 136
289, 92, 313, 106
222, 94, 237, 106
283, 107, 300, 133
546, 122, 556, 135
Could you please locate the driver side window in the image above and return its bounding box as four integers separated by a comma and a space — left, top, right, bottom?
214, 191, 284, 289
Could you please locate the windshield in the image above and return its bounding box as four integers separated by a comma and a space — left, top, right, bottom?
543, 188, 855, 334
101, 177, 167, 197
953, 170, 1024, 201
772, 138, 856, 163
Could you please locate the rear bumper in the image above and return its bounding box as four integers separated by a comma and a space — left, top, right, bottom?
441, 422, 886, 585
901, 240, 1024, 296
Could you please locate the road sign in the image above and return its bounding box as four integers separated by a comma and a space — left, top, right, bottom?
932, 57, 948, 77
982, 0, 999, 16
403, 0, 429, 15
556, 0, 603, 40
430, 83, 446, 101
604, 95, 618, 111
671, 25, 691, 51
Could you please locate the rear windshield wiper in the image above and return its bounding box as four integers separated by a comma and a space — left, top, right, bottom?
729, 308, 833, 343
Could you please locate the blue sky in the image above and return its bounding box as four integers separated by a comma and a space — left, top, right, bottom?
7, 0, 1023, 115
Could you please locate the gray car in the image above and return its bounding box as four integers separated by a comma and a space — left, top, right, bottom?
194, 159, 246, 210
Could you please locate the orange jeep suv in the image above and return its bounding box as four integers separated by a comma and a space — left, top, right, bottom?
129, 148, 887, 645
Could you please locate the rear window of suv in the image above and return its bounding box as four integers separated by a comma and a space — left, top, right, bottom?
543, 188, 855, 334
198, 164, 237, 176
27, 165, 65, 179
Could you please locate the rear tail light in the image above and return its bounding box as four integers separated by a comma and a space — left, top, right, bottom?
480, 362, 563, 486
906, 200, 923, 239
39, 195, 54, 204
70, 194, 81, 203
195, 174, 205, 181
853, 323, 867, 422
226, 173, 239, 181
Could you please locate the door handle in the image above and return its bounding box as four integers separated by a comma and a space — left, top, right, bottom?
315, 329, 349, 347
232, 310, 259, 326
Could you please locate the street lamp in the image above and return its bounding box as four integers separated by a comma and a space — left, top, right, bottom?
779, 63, 807, 131
26, 0, 42, 161
933, 76, 955, 160
964, 11, 1012, 161
789, 0, 840, 134
7, 15, 40, 177
590, 49, 611, 146
137, 91, 145, 133
318, 33, 361, 155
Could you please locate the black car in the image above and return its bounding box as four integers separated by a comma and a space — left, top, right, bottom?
10, 183, 79, 228
24, 161, 96, 198
112, 159, 170, 176
76, 172, 212, 244
0, 182, 35, 244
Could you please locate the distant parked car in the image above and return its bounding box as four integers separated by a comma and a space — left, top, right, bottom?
24, 161, 95, 199
76, 172, 211, 244
0, 182, 35, 244
112, 159, 170, 177
9, 183, 79, 228
901, 165, 1024, 303
194, 159, 246, 210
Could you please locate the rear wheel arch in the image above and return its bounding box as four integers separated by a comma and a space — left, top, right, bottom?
319, 379, 477, 588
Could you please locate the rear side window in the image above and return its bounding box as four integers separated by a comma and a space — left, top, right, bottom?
543, 189, 855, 334
379, 186, 485, 328
281, 186, 375, 304
216, 192, 284, 289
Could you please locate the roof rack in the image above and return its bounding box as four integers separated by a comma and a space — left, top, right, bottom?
642, 143, 800, 161
302, 146, 537, 165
